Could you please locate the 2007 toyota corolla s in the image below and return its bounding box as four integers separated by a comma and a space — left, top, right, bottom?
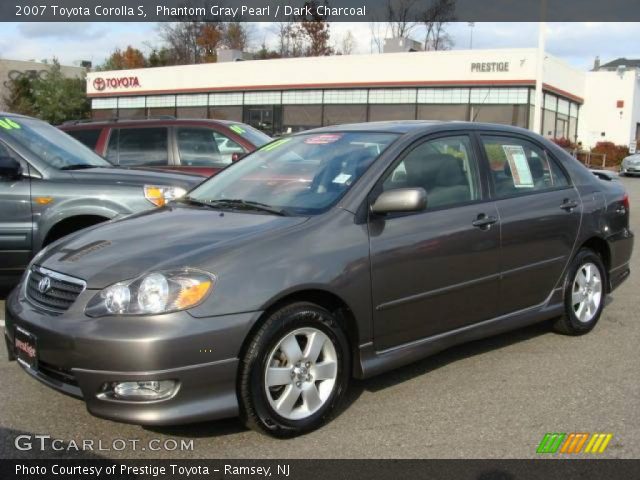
5, 121, 634, 437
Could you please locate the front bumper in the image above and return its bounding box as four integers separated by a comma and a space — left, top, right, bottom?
5, 288, 262, 425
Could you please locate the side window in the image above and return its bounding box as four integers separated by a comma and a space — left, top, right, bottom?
112, 128, 169, 167
481, 135, 569, 198
66, 128, 102, 150
177, 128, 235, 168
383, 135, 481, 210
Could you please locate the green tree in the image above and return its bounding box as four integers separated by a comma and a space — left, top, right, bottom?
8, 59, 90, 124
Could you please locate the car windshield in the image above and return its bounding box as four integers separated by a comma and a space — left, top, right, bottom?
227, 123, 271, 147
187, 132, 399, 216
0, 117, 112, 170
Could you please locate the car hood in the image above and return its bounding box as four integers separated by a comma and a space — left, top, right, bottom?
37, 205, 309, 288
69, 167, 204, 190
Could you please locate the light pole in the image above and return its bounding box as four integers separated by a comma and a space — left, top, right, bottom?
468, 22, 475, 49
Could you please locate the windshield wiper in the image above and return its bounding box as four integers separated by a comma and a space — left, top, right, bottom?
59, 164, 101, 170
195, 198, 288, 216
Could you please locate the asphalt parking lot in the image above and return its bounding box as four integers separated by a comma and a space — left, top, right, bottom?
1, 176, 638, 460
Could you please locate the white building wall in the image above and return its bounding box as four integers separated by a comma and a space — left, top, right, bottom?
579, 70, 640, 147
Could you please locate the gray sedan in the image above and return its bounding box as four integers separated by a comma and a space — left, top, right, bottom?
5, 121, 634, 437
620, 154, 640, 176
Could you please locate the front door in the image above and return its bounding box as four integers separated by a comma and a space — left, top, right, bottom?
0, 142, 32, 273
369, 134, 501, 351
479, 134, 581, 315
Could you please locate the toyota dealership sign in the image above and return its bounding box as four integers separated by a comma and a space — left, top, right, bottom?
92, 76, 141, 91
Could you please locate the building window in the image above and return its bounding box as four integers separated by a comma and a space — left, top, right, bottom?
92, 109, 117, 120
92, 98, 117, 109
209, 106, 243, 122
469, 88, 529, 104
542, 108, 556, 138
323, 89, 368, 104
244, 91, 282, 105
282, 90, 323, 104
146, 95, 176, 108
418, 88, 470, 104
283, 105, 322, 132
368, 89, 417, 104
146, 107, 175, 118
323, 105, 367, 125
177, 94, 208, 107
209, 93, 243, 106
369, 105, 416, 121
417, 104, 468, 121
117, 96, 145, 109
470, 105, 528, 127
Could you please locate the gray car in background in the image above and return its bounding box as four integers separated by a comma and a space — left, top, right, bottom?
620, 154, 640, 176
5, 121, 634, 437
0, 113, 204, 285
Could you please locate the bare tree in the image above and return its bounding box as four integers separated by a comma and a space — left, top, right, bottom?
421, 0, 456, 51
369, 22, 388, 53
339, 31, 356, 55
385, 0, 418, 38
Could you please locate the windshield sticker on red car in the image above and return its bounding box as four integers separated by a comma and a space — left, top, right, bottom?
502, 145, 534, 188
229, 125, 246, 135
304, 134, 342, 145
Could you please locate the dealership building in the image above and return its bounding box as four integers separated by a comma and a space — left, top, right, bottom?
86, 48, 640, 148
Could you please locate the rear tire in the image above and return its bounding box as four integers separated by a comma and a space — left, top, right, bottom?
238, 302, 350, 437
553, 248, 606, 335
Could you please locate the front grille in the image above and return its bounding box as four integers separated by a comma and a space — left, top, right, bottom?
38, 360, 79, 387
26, 267, 86, 314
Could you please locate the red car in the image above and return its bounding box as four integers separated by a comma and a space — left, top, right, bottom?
59, 118, 271, 177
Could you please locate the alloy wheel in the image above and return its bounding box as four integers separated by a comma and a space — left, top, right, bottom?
571, 262, 602, 323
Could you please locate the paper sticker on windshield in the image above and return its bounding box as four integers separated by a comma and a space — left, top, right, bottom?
304, 134, 342, 145
502, 145, 534, 188
332, 173, 352, 184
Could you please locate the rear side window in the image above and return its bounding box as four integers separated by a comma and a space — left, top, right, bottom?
108, 128, 169, 167
66, 128, 102, 150
383, 135, 481, 210
481, 135, 569, 198
177, 128, 240, 168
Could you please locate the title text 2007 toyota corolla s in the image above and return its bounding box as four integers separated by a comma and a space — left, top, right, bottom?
5, 122, 633, 437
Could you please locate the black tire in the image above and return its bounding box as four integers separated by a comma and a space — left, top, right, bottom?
238, 302, 350, 437
553, 248, 607, 335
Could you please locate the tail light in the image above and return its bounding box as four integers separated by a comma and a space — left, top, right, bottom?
622, 192, 630, 212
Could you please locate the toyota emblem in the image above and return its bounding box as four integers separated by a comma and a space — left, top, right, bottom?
93, 77, 106, 91
38, 276, 51, 294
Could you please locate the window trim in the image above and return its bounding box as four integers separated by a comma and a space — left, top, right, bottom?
475, 131, 574, 201
368, 131, 491, 218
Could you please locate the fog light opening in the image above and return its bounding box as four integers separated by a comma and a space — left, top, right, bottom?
107, 380, 178, 401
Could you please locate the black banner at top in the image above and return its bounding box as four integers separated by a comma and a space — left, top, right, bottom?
2, 0, 640, 22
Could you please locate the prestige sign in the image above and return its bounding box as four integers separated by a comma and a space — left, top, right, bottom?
471, 62, 510, 72
92, 76, 141, 91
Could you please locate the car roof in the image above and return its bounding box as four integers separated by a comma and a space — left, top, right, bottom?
57, 118, 242, 129
301, 120, 534, 136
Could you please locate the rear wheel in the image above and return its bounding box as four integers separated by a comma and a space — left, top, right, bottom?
239, 302, 350, 437
553, 248, 606, 335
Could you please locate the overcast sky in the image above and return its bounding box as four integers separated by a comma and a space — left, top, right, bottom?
1, 22, 639, 71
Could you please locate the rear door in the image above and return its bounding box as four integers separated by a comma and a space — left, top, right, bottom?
479, 133, 580, 315
0, 141, 32, 272
174, 127, 246, 174
369, 134, 501, 350
106, 127, 170, 167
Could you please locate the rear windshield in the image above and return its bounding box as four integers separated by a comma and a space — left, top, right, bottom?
227, 123, 271, 147
65, 128, 102, 150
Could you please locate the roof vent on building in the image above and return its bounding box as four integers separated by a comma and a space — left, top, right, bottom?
383, 37, 424, 53
216, 48, 253, 63
593, 56, 600, 71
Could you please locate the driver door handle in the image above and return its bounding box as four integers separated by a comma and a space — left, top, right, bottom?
472, 214, 498, 229
560, 199, 579, 211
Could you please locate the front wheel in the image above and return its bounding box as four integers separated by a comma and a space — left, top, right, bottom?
238, 302, 350, 437
553, 248, 606, 335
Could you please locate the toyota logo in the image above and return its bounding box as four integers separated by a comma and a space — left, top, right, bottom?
38, 276, 51, 294
93, 77, 106, 91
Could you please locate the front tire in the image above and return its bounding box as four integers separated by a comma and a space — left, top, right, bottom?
553, 248, 606, 335
239, 302, 350, 437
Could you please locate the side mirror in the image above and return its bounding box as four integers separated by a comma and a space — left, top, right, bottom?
231, 152, 247, 162
0, 156, 22, 179
371, 188, 427, 214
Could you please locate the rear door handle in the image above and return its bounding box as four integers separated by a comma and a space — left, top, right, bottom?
560, 199, 579, 211
472, 214, 498, 229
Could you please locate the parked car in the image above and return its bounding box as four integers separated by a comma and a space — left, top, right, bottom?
5, 122, 633, 437
620, 154, 640, 176
0, 113, 204, 285
59, 118, 271, 177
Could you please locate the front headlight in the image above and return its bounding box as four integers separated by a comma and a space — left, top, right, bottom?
85, 269, 214, 317
144, 185, 187, 207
